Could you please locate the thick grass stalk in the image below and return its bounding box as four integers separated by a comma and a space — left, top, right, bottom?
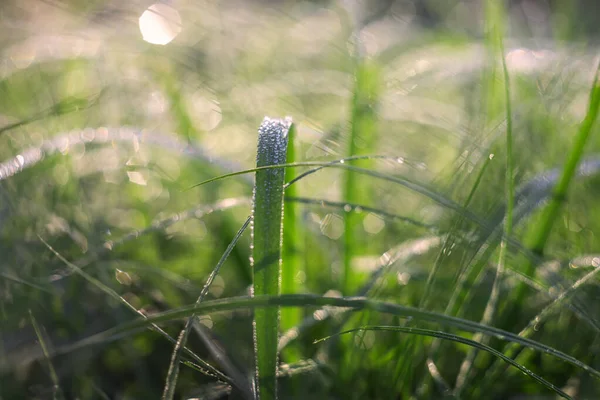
252, 116, 291, 400
343, 60, 380, 295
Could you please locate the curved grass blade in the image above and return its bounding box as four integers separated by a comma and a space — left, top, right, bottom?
314, 326, 572, 399
285, 154, 422, 189
162, 217, 252, 400
47, 197, 249, 282
188, 161, 486, 229
252, 117, 291, 400
187, 154, 419, 191
285, 196, 436, 231
52, 294, 600, 382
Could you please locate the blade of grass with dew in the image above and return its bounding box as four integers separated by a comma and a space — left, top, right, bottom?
455, 2, 514, 393
51, 294, 600, 381
315, 326, 572, 399
252, 116, 291, 400
162, 216, 252, 400
343, 59, 381, 295
280, 122, 303, 365
36, 236, 236, 389
29, 310, 66, 400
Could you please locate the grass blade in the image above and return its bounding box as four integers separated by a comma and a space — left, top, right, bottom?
252, 116, 291, 400
28, 310, 66, 400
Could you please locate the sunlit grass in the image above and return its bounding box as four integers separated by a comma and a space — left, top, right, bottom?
1, 1, 600, 399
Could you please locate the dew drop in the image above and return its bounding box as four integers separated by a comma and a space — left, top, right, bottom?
115, 269, 132, 285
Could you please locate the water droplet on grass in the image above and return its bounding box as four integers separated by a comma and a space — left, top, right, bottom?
115, 269, 132, 285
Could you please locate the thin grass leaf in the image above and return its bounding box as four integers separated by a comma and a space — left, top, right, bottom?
162, 217, 252, 400
285, 196, 435, 230
37, 236, 236, 388
29, 310, 66, 400
47, 197, 249, 282
314, 326, 572, 399
187, 154, 417, 190
455, 6, 515, 393
252, 116, 291, 400
479, 261, 600, 394
0, 272, 55, 293
496, 56, 600, 376
414, 152, 499, 394
188, 161, 487, 230
52, 294, 600, 382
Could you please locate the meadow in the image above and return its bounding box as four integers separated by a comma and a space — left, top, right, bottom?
1, 0, 599, 399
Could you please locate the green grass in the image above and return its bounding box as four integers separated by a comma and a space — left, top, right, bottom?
252, 117, 291, 400
2, 1, 600, 399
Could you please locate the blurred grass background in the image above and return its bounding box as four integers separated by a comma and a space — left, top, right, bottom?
1, 0, 600, 398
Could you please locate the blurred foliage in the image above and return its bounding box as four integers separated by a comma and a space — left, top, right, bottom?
0, 0, 600, 399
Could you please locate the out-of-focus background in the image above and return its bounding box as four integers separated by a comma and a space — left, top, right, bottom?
1, 1, 600, 399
